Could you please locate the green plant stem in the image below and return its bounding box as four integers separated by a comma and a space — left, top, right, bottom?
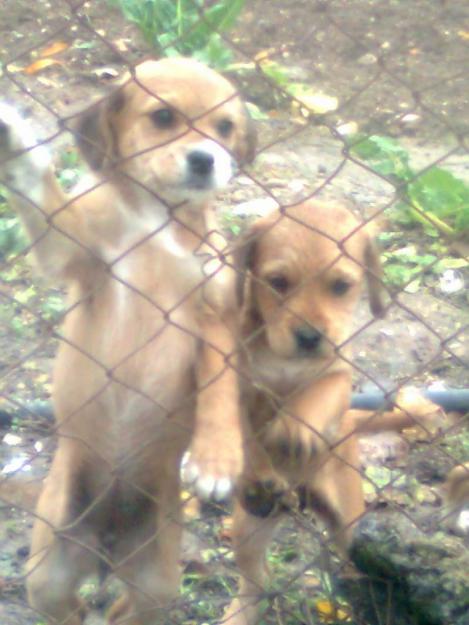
409, 198, 455, 237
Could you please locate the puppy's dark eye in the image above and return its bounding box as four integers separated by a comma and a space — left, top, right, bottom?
267, 275, 289, 294
217, 118, 234, 137
331, 279, 352, 296
150, 108, 175, 128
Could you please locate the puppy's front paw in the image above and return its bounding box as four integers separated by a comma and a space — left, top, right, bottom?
263, 415, 324, 469
0, 103, 50, 182
180, 433, 244, 502
239, 472, 294, 518
0, 104, 31, 154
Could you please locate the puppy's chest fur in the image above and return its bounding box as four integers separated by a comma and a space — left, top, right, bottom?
56, 219, 207, 420
243, 345, 334, 397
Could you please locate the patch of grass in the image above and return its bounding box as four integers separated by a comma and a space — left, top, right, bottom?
109, 0, 246, 68
442, 430, 469, 464
377, 238, 468, 291
182, 571, 233, 623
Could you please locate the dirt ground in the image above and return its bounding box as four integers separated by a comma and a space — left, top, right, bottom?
0, 1, 468, 624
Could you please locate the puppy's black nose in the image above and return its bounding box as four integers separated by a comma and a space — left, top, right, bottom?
294, 325, 322, 352
188, 150, 214, 177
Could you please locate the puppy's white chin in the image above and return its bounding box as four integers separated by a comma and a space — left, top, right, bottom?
157, 185, 218, 207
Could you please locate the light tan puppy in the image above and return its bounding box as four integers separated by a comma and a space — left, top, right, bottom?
224, 200, 387, 625
0, 58, 255, 625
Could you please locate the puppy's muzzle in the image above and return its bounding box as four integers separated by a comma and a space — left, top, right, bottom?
185, 140, 233, 191
294, 324, 322, 355
188, 149, 214, 178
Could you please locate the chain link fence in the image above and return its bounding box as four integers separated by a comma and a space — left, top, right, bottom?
0, 1, 468, 624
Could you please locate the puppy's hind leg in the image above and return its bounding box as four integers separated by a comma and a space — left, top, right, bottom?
306, 433, 365, 554
26, 453, 99, 624
223, 501, 281, 625
107, 497, 182, 625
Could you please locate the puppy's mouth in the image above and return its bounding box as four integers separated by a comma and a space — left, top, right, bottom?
185, 171, 216, 191
293, 345, 331, 361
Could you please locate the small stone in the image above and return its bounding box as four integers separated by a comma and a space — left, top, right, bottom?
336, 121, 359, 136
400, 113, 420, 126
358, 53, 377, 66
92, 67, 119, 80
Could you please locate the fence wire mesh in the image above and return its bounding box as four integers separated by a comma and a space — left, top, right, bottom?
0, 1, 468, 624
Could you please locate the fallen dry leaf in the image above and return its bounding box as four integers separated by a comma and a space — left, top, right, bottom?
23, 58, 62, 75
315, 599, 351, 623
181, 491, 200, 519
39, 41, 69, 57
254, 47, 278, 62
219, 516, 233, 541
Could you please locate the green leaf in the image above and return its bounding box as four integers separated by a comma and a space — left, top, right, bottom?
0, 216, 27, 256
350, 135, 413, 183
204, 0, 246, 33
433, 257, 469, 272
74, 41, 95, 50
245, 101, 269, 120
109, 0, 243, 67
384, 262, 421, 286
260, 61, 291, 88
408, 167, 469, 229
41, 294, 65, 321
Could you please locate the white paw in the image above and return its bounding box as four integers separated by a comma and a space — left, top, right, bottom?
180, 451, 233, 502
0, 103, 51, 181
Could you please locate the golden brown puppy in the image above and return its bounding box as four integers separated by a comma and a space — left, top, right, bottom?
224, 200, 387, 625
228, 203, 449, 625
0, 58, 255, 625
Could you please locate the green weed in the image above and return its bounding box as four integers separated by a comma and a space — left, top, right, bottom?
0, 186, 27, 258
349, 135, 468, 291
350, 135, 469, 238
57, 147, 83, 190
109, 0, 246, 68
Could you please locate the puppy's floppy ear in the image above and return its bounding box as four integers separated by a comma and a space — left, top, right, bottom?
234, 102, 257, 166
73, 88, 126, 170
364, 237, 386, 318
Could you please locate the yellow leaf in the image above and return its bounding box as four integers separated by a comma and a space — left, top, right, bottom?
254, 48, 277, 62
23, 361, 39, 370
23, 58, 62, 75
295, 92, 338, 115
39, 41, 69, 57
35, 373, 50, 386
5, 64, 23, 73
181, 492, 200, 519
458, 30, 469, 41
316, 599, 351, 623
